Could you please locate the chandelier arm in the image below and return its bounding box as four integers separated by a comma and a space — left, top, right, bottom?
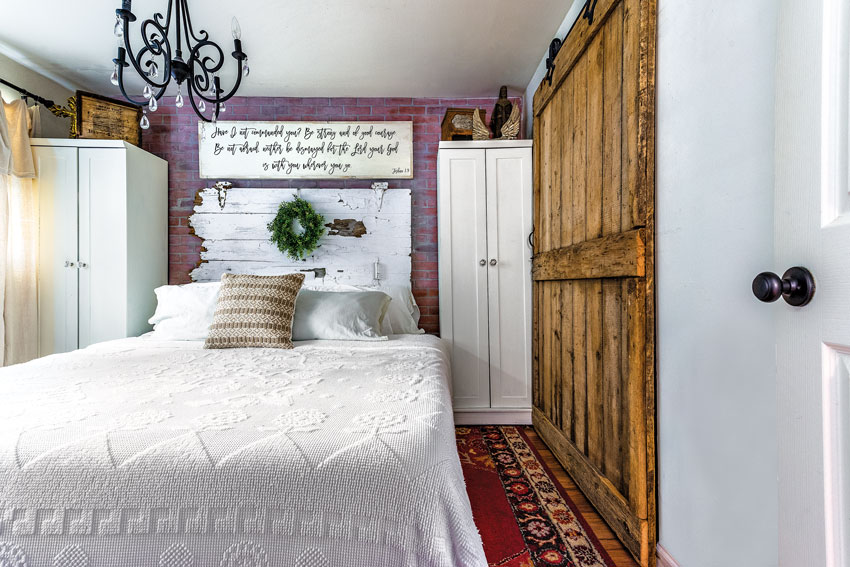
210, 58, 245, 103
187, 40, 226, 98
191, 46, 246, 104
116, 62, 169, 107
181, 0, 209, 44
118, 16, 172, 90
174, 0, 182, 55
185, 80, 214, 123
157, 0, 174, 34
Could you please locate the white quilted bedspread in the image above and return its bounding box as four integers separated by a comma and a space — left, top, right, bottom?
0, 335, 486, 567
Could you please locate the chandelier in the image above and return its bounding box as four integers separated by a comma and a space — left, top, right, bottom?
110, 0, 249, 129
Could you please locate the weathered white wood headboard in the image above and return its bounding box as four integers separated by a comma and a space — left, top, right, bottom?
189, 187, 411, 285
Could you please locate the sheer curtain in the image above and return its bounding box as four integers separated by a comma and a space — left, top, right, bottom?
0, 98, 38, 366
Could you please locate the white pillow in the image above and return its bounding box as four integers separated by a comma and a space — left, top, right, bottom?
302, 282, 423, 335
148, 282, 221, 340
292, 290, 391, 341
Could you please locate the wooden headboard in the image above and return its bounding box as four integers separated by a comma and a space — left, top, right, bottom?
189, 187, 411, 286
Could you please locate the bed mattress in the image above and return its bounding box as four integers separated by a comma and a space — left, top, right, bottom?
0, 335, 486, 567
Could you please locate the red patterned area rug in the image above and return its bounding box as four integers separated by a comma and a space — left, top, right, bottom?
457, 425, 616, 567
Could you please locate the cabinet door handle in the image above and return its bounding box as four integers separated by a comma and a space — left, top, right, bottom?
490, 259, 498, 266
752, 267, 815, 307
479, 259, 486, 266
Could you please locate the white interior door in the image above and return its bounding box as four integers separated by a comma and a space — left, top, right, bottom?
78, 148, 127, 348
33, 145, 78, 356
775, 1, 850, 564
485, 147, 533, 408
438, 148, 491, 408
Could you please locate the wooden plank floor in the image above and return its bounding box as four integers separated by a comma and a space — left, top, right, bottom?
525, 427, 639, 567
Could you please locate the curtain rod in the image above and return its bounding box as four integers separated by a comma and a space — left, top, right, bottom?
0, 78, 56, 108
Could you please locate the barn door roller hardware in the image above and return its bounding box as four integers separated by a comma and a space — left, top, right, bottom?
544, 0, 600, 86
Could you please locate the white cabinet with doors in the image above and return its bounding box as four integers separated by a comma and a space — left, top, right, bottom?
31, 139, 168, 357
438, 140, 533, 424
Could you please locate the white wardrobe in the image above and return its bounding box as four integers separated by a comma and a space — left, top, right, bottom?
438, 140, 533, 424
31, 139, 168, 357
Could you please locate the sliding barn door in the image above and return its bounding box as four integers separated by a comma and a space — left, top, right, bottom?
531, 0, 656, 565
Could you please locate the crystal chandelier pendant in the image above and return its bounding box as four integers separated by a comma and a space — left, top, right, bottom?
140, 110, 150, 130
147, 62, 159, 79
175, 85, 184, 108
143, 84, 153, 99
114, 17, 123, 38
242, 58, 250, 77
220, 101, 226, 113
198, 98, 206, 112
148, 96, 158, 112
110, 65, 119, 86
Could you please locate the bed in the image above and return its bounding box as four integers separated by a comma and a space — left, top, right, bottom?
0, 334, 487, 567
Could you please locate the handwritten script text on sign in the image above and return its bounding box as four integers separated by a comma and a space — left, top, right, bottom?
198, 121, 414, 179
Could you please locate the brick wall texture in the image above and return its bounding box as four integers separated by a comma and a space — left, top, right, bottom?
141, 95, 523, 334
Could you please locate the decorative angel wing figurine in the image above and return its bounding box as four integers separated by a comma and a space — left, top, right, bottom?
498, 104, 521, 140
472, 108, 491, 140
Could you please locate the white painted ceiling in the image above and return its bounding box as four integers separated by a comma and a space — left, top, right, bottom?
0, 1, 570, 98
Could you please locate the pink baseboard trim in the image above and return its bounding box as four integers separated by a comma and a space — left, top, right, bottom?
657, 544, 680, 567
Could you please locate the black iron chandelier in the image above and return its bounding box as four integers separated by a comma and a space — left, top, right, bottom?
110, 0, 249, 129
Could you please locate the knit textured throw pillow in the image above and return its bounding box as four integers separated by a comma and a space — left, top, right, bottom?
204, 273, 305, 349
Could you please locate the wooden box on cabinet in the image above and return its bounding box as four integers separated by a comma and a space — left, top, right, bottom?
437, 140, 533, 424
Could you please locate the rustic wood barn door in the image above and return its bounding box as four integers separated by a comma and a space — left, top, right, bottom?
531, 0, 656, 564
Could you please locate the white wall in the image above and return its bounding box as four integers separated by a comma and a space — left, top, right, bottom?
0, 51, 74, 138
656, 2, 778, 565
526, 2, 780, 565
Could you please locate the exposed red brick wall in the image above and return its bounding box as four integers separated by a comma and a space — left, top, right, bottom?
141, 96, 522, 334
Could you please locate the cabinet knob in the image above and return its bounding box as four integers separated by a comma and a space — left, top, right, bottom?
479, 259, 486, 266
490, 259, 498, 266
78, 262, 88, 269
752, 266, 815, 307
64, 261, 75, 268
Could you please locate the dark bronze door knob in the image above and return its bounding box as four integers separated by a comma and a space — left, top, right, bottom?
752, 266, 815, 307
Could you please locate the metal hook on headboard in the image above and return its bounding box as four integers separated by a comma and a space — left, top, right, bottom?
371, 182, 388, 212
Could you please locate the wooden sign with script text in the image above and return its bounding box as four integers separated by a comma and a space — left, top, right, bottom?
76, 91, 142, 146
198, 121, 414, 179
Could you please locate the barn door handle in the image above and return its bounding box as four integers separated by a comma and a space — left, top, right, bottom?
752, 267, 815, 307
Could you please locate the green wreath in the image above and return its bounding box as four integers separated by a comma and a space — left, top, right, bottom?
267, 197, 325, 260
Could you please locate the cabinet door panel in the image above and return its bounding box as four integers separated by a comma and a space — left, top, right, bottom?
438, 149, 491, 408
34, 146, 79, 356
78, 148, 127, 348
486, 147, 533, 408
